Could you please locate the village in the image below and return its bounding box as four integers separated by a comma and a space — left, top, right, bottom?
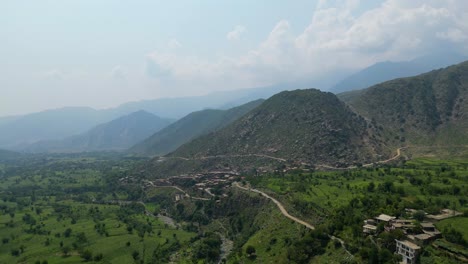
142, 170, 242, 202
363, 209, 464, 264
140, 170, 467, 264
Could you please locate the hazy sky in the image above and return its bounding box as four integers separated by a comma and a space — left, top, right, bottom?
1, 0, 467, 116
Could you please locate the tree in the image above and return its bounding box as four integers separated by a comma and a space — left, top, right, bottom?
94, 253, 103, 261
63, 228, 72, 238
413, 210, 425, 222
444, 227, 467, 246
11, 248, 20, 256
62, 246, 71, 257
132, 250, 140, 260
246, 245, 256, 256
81, 249, 93, 262
176, 203, 185, 215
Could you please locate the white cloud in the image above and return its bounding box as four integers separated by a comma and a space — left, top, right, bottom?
437, 28, 468, 42
226, 25, 246, 41
111, 65, 126, 80
44, 69, 65, 80
146, 0, 468, 93
168, 38, 182, 49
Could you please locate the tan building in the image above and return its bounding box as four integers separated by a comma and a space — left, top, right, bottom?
363, 224, 377, 234
375, 214, 396, 223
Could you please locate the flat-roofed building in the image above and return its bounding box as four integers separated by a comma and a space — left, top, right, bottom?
363, 224, 378, 234
395, 240, 420, 264
375, 214, 396, 223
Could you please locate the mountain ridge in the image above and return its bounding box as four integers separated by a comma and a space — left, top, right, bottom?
170, 89, 387, 166
23, 111, 172, 153
330, 53, 468, 94
130, 99, 265, 156
342, 60, 468, 147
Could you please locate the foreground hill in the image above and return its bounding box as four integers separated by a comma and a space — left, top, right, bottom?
330, 53, 467, 94
130, 100, 264, 156
342, 60, 468, 147
25, 111, 171, 153
170, 89, 387, 166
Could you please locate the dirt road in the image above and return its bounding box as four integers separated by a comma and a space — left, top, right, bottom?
233, 182, 314, 230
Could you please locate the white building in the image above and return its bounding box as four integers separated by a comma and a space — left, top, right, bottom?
395, 240, 420, 264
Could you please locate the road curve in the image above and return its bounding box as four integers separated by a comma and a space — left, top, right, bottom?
233, 182, 356, 258
233, 182, 315, 230
317, 147, 405, 170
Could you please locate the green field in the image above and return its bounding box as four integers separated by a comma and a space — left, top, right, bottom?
435, 216, 468, 242
1, 153, 467, 264
0, 154, 197, 264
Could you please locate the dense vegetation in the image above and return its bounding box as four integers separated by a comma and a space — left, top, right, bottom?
1, 150, 467, 264
0, 153, 198, 264
245, 158, 468, 263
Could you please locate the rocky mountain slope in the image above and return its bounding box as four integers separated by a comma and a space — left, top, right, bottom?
130, 100, 264, 156
342, 60, 468, 147
170, 89, 387, 166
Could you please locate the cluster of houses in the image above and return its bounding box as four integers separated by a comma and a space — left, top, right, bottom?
363, 209, 462, 264
144, 171, 242, 203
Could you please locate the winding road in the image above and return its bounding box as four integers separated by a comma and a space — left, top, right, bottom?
233, 182, 315, 230
146, 182, 211, 201
233, 182, 353, 258
165, 153, 286, 162
162, 147, 404, 171
317, 147, 405, 170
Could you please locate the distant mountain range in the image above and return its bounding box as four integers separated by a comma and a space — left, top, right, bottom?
0, 84, 291, 150
330, 52, 468, 93
143, 60, 468, 176
130, 99, 264, 156
23, 111, 172, 153
2, 53, 467, 153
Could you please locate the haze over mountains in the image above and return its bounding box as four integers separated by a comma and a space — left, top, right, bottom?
0, 84, 287, 150
23, 111, 171, 153
1, 56, 466, 156
142, 60, 468, 176
330, 52, 468, 94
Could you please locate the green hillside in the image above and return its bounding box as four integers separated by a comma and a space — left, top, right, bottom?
171, 89, 387, 167
130, 99, 264, 156
342, 60, 468, 147
0, 149, 21, 161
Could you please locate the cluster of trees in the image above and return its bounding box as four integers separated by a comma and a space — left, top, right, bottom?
287, 228, 330, 264
443, 227, 467, 246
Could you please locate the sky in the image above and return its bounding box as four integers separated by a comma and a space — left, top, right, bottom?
1, 0, 467, 117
